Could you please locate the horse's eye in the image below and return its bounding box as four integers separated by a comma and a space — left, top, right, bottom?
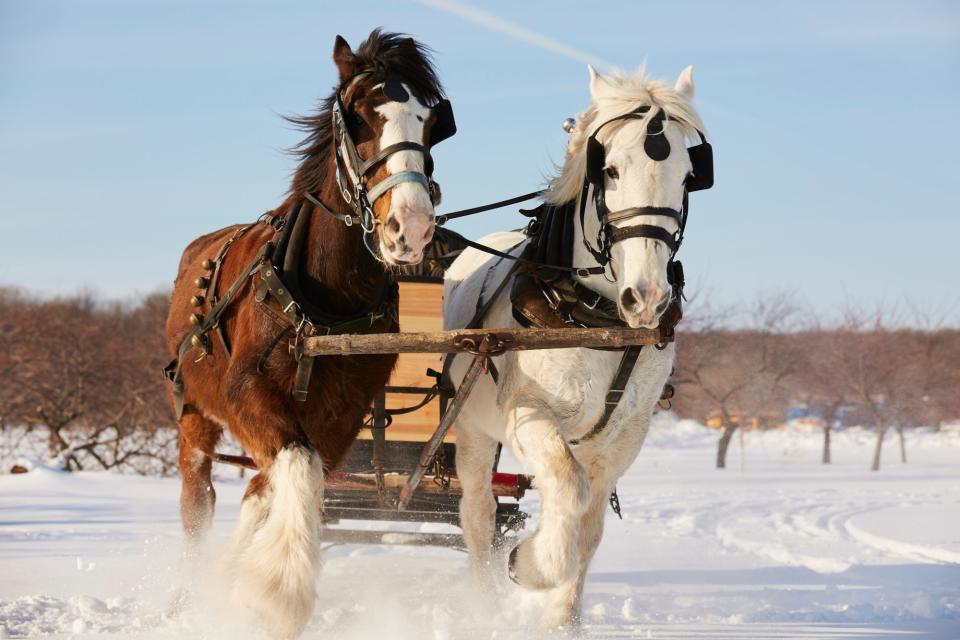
354, 113, 365, 127
605, 167, 619, 180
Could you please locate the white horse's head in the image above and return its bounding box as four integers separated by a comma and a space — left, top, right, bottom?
547, 65, 707, 329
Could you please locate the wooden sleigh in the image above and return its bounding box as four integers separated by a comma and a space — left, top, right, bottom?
214, 274, 669, 549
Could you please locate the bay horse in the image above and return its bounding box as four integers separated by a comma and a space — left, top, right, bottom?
164, 30, 454, 638
443, 65, 712, 629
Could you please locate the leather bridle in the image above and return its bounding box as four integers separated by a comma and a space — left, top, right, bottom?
307, 72, 456, 262
577, 105, 713, 295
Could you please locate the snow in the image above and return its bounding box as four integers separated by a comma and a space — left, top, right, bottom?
1, 417, 958, 639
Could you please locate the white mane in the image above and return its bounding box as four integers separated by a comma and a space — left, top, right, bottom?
543, 67, 705, 205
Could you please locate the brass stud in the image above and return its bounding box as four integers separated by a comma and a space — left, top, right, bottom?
190, 334, 210, 357
201, 259, 215, 270
189, 313, 202, 326
195, 276, 209, 289
190, 295, 204, 307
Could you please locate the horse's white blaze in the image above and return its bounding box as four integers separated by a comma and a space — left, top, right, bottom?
445, 65, 704, 629
374, 86, 434, 264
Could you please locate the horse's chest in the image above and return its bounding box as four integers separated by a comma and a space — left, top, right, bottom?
515, 349, 623, 426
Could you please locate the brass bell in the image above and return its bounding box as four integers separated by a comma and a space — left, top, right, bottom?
190, 295, 204, 307
189, 313, 202, 326
562, 118, 576, 133
201, 259, 215, 270
190, 334, 210, 359
195, 276, 209, 289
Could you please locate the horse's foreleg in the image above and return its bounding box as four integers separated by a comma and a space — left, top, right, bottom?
177, 414, 221, 546
540, 471, 611, 631
456, 425, 500, 586
230, 441, 324, 639
507, 403, 590, 591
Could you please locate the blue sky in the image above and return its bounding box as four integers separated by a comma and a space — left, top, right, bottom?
1, 0, 958, 318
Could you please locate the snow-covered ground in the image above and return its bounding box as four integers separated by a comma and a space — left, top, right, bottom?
1, 417, 958, 639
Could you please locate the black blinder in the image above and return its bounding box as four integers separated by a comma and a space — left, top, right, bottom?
586, 136, 605, 185
685, 140, 713, 192
429, 99, 457, 146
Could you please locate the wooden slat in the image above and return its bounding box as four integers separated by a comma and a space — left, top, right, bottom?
386, 281, 445, 440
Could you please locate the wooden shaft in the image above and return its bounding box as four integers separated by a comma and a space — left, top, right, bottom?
303, 326, 666, 356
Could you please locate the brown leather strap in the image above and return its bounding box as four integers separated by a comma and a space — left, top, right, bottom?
568, 345, 643, 445
293, 355, 315, 402
166, 242, 271, 418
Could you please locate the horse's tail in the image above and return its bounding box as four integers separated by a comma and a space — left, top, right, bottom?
232, 442, 324, 638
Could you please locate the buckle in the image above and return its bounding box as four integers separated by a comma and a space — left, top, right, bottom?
576, 268, 592, 278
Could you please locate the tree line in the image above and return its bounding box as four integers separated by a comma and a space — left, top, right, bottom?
0, 288, 176, 474
1, 288, 957, 474
672, 297, 960, 470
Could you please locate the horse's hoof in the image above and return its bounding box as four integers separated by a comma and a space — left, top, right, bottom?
507, 538, 570, 591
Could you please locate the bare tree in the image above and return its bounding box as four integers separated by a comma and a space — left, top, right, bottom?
0, 290, 177, 474
675, 295, 801, 468
826, 307, 925, 471
793, 327, 852, 464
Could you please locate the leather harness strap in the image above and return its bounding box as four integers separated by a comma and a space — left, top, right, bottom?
164, 203, 398, 416
164, 241, 272, 418
568, 346, 644, 446
441, 242, 525, 389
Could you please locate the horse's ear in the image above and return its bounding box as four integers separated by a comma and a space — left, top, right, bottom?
675, 65, 695, 100
588, 65, 601, 99
588, 64, 613, 101
333, 35, 357, 83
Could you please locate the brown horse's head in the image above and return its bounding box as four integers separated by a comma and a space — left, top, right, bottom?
290, 30, 454, 266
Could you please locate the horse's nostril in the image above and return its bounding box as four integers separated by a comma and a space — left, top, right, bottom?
620, 287, 640, 309
385, 215, 401, 235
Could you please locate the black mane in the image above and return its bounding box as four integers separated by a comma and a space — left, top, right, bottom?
287, 29, 445, 196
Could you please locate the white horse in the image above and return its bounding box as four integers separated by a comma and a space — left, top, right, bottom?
443, 64, 708, 629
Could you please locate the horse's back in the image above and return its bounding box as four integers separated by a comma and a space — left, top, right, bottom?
443, 231, 526, 330
165, 222, 272, 357
172, 225, 244, 285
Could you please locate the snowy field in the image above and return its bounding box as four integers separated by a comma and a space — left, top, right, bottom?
1, 418, 958, 639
